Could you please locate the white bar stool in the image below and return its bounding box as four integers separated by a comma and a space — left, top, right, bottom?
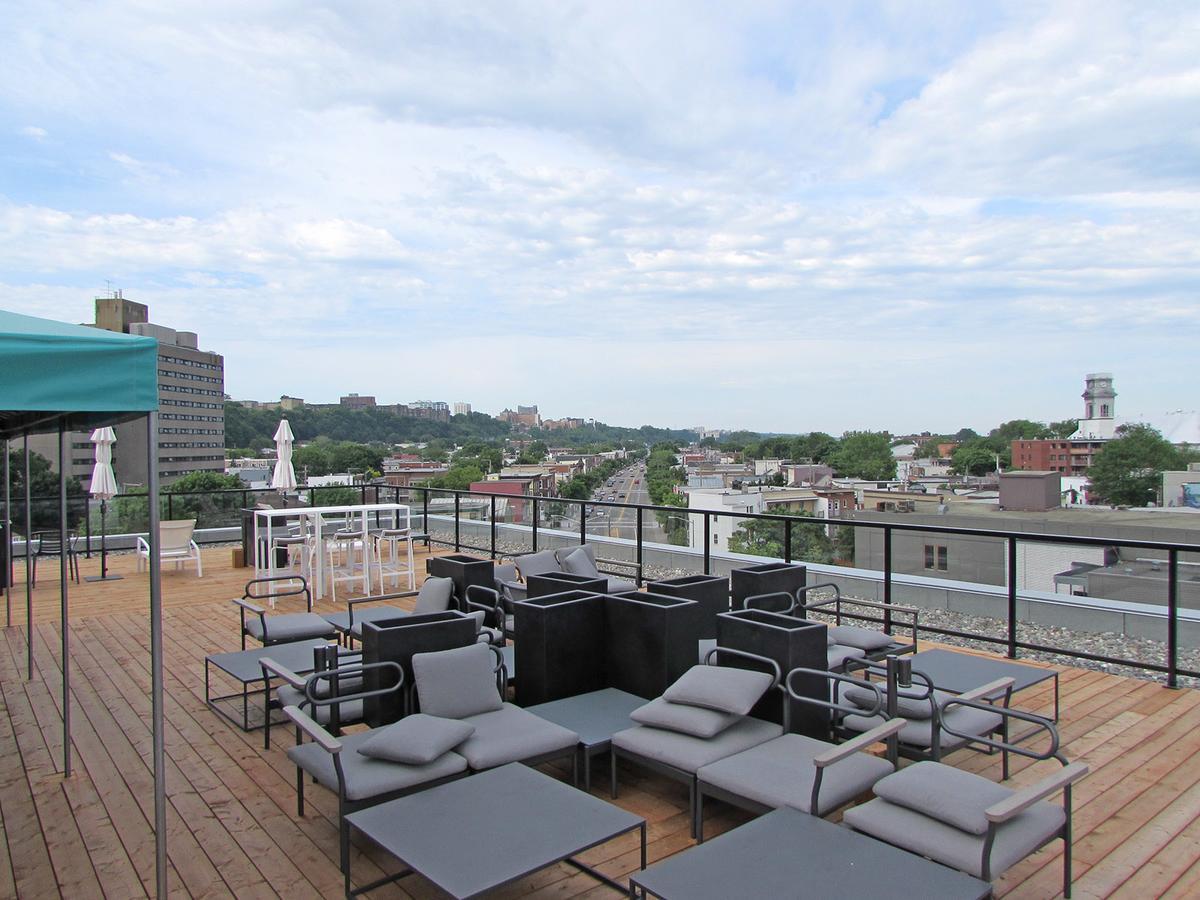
373, 527, 415, 591
325, 521, 372, 602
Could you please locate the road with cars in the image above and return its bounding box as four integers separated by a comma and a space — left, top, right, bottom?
587, 460, 670, 543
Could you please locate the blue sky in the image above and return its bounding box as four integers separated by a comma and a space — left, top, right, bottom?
1, 1, 1196, 434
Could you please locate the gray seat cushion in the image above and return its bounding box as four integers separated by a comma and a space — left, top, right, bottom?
554, 544, 596, 568
828, 625, 895, 651
827, 645, 866, 671
698, 733, 894, 815
612, 716, 783, 774
325, 604, 405, 634
841, 685, 955, 721
631, 697, 742, 739
606, 577, 638, 593
493, 562, 518, 585
357, 714, 476, 765
561, 546, 601, 578
412, 642, 504, 719
456, 703, 580, 770
245, 613, 336, 643
873, 761, 1011, 834
843, 795, 1066, 880
412, 577, 454, 614
287, 730, 468, 801
663, 665, 775, 716
842, 703, 1003, 751
276, 685, 364, 727
515, 549, 561, 580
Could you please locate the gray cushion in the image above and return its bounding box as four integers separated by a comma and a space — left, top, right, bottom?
842, 703, 1003, 751
842, 685, 954, 720
612, 716, 783, 774
631, 698, 742, 739
456, 703, 579, 770
412, 642, 503, 719
515, 549, 561, 580
663, 665, 774, 716
872, 761, 1012, 835
245, 613, 336, 643
554, 544, 595, 568
843, 795, 1066, 880
828, 625, 895, 651
324, 604, 405, 634
413, 577, 454, 614
493, 562, 518, 585
606, 577, 638, 594
828, 645, 867, 670
562, 547, 601, 578
698, 733, 894, 815
356, 714, 476, 765
287, 730, 468, 801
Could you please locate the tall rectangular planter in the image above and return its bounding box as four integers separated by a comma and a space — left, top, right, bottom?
527, 571, 607, 598
604, 592, 701, 700
647, 574, 729, 640
360, 610, 477, 725
716, 608, 829, 738
730, 562, 807, 611
513, 590, 607, 705
428, 553, 495, 610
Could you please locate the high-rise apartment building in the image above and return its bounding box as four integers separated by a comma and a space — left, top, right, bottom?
453, 402, 472, 416
31, 295, 225, 487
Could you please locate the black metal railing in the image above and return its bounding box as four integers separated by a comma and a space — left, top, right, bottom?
5, 482, 1199, 686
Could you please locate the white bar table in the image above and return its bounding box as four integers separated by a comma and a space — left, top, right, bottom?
253, 503, 410, 600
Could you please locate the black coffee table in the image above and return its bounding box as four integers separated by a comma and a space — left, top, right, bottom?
630, 806, 990, 899
911, 648, 1060, 720
524, 688, 646, 791
205, 638, 334, 730
345, 762, 646, 898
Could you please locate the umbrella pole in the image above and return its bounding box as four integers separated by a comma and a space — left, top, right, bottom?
24, 434, 33, 680
101, 501, 107, 579
5, 438, 10, 628
147, 413, 168, 898
58, 426, 71, 776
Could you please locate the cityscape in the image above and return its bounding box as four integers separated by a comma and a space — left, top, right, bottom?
2, 3, 1198, 899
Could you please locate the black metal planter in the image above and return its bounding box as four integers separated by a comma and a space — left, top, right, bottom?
647, 574, 729, 640
527, 571, 607, 598
717, 608, 828, 738
513, 590, 607, 705
604, 592, 700, 700
730, 562, 807, 610
428, 553, 495, 611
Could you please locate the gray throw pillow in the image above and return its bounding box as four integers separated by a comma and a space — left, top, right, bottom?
842, 684, 953, 720
356, 714, 475, 765
412, 642, 504, 719
873, 761, 1013, 835
630, 697, 741, 739
562, 547, 600, 578
662, 664, 773, 716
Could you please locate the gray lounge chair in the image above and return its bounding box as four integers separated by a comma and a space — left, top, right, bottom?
410, 641, 580, 773
282, 662, 468, 874
233, 576, 337, 650
260, 649, 365, 750
694, 666, 904, 840
843, 698, 1087, 896
794, 583, 919, 657
553, 544, 638, 593
611, 646, 785, 838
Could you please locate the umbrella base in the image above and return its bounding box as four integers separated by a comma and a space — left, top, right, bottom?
85, 574, 124, 582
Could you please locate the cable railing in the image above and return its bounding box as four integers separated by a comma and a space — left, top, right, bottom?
5, 482, 1199, 686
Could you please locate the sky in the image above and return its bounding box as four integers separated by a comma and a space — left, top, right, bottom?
1, 1, 1197, 435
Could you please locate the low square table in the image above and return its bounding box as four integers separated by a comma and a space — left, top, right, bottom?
345, 762, 646, 899
630, 806, 990, 899
910, 648, 1060, 720
205, 638, 333, 731
524, 688, 646, 791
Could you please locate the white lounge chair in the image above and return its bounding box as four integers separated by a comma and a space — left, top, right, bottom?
136, 518, 202, 577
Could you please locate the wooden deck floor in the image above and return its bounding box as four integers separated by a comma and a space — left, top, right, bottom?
1, 546, 1199, 898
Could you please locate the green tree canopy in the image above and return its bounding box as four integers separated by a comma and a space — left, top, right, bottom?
829, 432, 896, 480
951, 444, 998, 476
1087, 425, 1183, 506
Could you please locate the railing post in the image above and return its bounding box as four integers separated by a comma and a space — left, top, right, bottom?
532, 498, 539, 552
454, 493, 461, 551
422, 489, 429, 539
1168, 548, 1179, 688
882, 525, 892, 634
489, 495, 497, 559
167, 492, 173, 520
579, 502, 586, 546
636, 507, 643, 586
84, 500, 92, 557
703, 513, 711, 575
1007, 536, 1018, 659
784, 518, 792, 564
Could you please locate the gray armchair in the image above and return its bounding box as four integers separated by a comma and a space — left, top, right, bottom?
694, 666, 904, 840
323, 576, 455, 645
233, 576, 336, 650
843, 699, 1087, 896
260, 649, 364, 750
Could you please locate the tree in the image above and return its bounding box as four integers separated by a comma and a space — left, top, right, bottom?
989, 419, 1052, 443
951, 444, 998, 476
517, 441, 548, 465
728, 512, 833, 563
829, 432, 896, 480
953, 427, 980, 442
5, 448, 86, 531
1049, 419, 1079, 439
425, 464, 484, 491
1087, 425, 1182, 507
165, 470, 246, 526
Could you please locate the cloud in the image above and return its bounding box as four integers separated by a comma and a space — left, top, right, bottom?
19, 125, 46, 140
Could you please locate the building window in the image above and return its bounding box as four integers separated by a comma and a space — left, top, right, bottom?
924, 544, 948, 571
1101, 404, 1109, 417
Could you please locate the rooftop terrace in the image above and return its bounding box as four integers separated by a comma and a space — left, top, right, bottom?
2, 544, 1199, 897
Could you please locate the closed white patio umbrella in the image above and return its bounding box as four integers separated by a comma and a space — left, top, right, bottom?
88, 427, 121, 581
271, 418, 297, 491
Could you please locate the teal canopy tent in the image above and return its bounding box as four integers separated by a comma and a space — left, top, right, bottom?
0, 309, 168, 897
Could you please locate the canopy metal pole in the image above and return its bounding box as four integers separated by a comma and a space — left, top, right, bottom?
5, 438, 10, 627
24, 434, 33, 680
58, 426, 71, 776
147, 413, 167, 897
